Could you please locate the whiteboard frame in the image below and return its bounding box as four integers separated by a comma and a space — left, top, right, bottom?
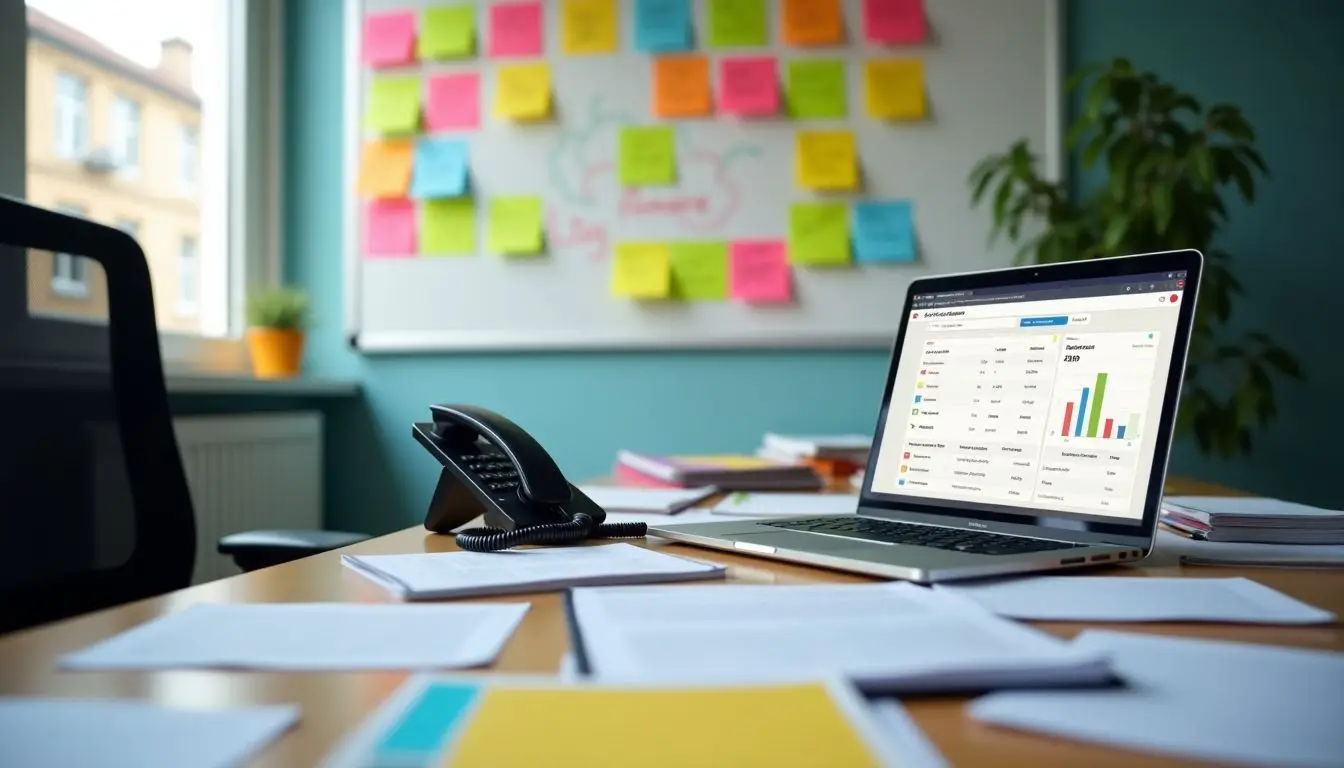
339, 0, 1065, 354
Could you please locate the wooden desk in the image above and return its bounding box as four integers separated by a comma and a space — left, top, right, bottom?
1, 477, 1339, 767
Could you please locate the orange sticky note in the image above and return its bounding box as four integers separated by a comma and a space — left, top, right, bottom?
783, 0, 843, 46
357, 139, 413, 198
654, 55, 712, 117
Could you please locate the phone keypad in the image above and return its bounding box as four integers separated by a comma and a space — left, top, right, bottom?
463, 454, 521, 492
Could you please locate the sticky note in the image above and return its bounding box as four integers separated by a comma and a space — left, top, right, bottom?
783, 0, 843, 46
795, 130, 857, 190
730, 240, 791, 302
718, 57, 778, 115
418, 5, 475, 59
364, 199, 417, 257
487, 196, 544, 255
635, 0, 692, 52
785, 60, 846, 118
619, 126, 676, 186
611, 243, 672, 298
364, 76, 422, 134
654, 55, 711, 117
357, 140, 414, 198
708, 0, 768, 49
670, 242, 729, 299
864, 0, 926, 44
363, 11, 416, 67
410, 138, 469, 198
493, 63, 551, 120
426, 73, 480, 130
421, 199, 477, 255
488, 2, 543, 57
789, 202, 850, 265
853, 200, 916, 262
865, 59, 925, 119
562, 0, 618, 54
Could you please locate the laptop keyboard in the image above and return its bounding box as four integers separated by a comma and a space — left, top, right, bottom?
762, 517, 1085, 556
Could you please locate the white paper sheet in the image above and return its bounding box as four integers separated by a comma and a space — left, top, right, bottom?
0, 699, 298, 768
59, 602, 529, 671
936, 576, 1335, 624
569, 582, 1111, 693
1156, 529, 1344, 567
709, 491, 859, 517
578, 485, 717, 513
343, 543, 725, 600
867, 700, 949, 768
970, 630, 1344, 768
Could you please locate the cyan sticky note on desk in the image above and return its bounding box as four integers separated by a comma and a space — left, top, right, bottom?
410, 138, 469, 199
636, 0, 692, 52
853, 200, 916, 263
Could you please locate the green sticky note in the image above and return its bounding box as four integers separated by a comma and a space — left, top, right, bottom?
708, 0, 768, 48
364, 76, 422, 134
418, 4, 476, 59
620, 126, 676, 186
421, 199, 476, 255
786, 60, 846, 119
487, 196, 544, 255
789, 202, 851, 265
670, 241, 729, 299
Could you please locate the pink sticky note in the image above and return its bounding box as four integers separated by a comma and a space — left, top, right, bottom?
363, 11, 417, 67
730, 240, 792, 303
488, 2, 543, 57
864, 0, 926, 44
718, 57, 779, 116
426, 73, 481, 130
364, 199, 417, 257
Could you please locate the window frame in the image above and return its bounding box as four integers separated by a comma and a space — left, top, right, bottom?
110, 94, 141, 177
50, 203, 90, 298
53, 70, 88, 160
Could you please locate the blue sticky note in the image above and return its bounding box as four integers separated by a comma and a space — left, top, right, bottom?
853, 200, 916, 262
376, 683, 480, 759
636, 0, 692, 52
410, 138, 469, 198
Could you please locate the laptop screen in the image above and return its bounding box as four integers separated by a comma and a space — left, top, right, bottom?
867, 268, 1189, 528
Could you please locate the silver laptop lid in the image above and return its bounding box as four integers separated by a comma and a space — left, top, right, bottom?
856, 251, 1204, 547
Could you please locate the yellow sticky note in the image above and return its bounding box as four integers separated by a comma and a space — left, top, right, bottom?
357, 139, 414, 198
865, 59, 926, 119
789, 202, 850, 265
487, 196, 544, 255
611, 242, 671, 298
418, 4, 476, 59
421, 198, 476, 255
364, 76, 421, 134
619, 126, 676, 186
562, 0, 619, 54
494, 63, 551, 120
795, 130, 857, 190
783, 0, 843, 46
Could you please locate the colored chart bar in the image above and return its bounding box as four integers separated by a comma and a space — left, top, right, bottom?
1074, 387, 1090, 437
1125, 412, 1140, 440
1086, 372, 1109, 437
1103, 418, 1114, 438
1117, 425, 1127, 439
1061, 401, 1075, 437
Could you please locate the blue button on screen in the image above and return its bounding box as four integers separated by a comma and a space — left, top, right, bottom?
1019, 316, 1069, 327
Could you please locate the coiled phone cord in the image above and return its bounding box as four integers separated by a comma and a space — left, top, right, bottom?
454, 513, 648, 552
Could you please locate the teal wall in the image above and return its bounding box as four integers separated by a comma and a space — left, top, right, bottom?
285, 0, 1344, 533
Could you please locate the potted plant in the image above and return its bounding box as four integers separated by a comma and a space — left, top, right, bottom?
967, 57, 1302, 457
245, 287, 308, 379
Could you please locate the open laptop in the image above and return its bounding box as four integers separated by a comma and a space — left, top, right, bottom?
650, 250, 1203, 583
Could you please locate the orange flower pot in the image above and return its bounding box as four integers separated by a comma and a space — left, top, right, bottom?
246, 328, 305, 379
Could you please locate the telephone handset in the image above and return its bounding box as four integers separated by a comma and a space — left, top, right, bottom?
412, 404, 647, 552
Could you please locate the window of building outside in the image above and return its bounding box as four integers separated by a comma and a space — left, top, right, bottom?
53, 71, 87, 159
51, 202, 88, 298
178, 123, 197, 196
110, 94, 140, 176
178, 235, 198, 314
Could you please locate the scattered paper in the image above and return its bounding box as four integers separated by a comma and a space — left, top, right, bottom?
562, 0, 618, 54
867, 700, 950, 768
786, 59, 847, 118
487, 1, 544, 57
410, 137, 469, 198
0, 700, 299, 768
486, 195, 544, 255
789, 202, 851, 265
357, 139, 413, 198
711, 491, 858, 517
59, 603, 530, 670
579, 485, 719, 513
670, 241, 729, 299
717, 56, 779, 115
853, 200, 916, 262
783, 0, 844, 46
364, 76, 422, 134
864, 0, 926, 44
970, 630, 1344, 768
493, 62, 551, 120
1155, 528, 1344, 567
729, 239, 791, 302
619, 125, 677, 186
426, 72, 481, 130
418, 4, 475, 59
635, 0, 692, 52
421, 199, 477, 256
362, 11, 416, 67
364, 199, 417, 257
611, 242, 672, 298
796, 130, 858, 190
866, 58, 926, 119
654, 55, 712, 117
707, 0, 768, 48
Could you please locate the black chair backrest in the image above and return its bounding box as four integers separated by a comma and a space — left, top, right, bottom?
0, 196, 195, 634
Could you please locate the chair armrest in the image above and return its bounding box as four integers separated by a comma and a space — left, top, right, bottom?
218, 529, 372, 572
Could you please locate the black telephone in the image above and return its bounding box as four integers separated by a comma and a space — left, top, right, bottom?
412, 404, 648, 551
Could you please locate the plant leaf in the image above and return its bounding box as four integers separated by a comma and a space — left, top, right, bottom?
1084, 75, 1113, 121
1261, 346, 1305, 379
1102, 213, 1132, 252
1082, 132, 1109, 169
1191, 143, 1214, 187
1230, 161, 1255, 202
1152, 182, 1174, 233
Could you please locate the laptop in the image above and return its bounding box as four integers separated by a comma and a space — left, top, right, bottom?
650, 250, 1203, 583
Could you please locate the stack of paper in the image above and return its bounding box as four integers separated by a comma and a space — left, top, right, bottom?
578, 484, 717, 514
567, 582, 1112, 693
343, 543, 726, 600
711, 491, 857, 517
756, 433, 871, 483
1156, 528, 1344, 567
1162, 495, 1344, 544
614, 450, 823, 491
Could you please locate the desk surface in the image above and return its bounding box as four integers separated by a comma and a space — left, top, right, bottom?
2, 476, 1340, 767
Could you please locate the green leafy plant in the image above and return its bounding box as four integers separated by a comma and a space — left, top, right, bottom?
246, 287, 309, 331
967, 57, 1302, 457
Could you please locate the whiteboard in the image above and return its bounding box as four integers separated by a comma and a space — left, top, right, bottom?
343, 0, 1062, 352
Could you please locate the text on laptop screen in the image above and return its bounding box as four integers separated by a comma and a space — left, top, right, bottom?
870, 272, 1187, 523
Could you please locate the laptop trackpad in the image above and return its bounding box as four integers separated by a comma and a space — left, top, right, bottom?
732, 530, 877, 554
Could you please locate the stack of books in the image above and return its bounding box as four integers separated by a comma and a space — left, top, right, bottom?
1161, 496, 1344, 544
755, 433, 872, 482
614, 450, 823, 491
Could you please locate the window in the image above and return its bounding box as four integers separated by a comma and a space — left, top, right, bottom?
178, 236, 198, 313
178, 124, 198, 195
53, 71, 88, 159
110, 96, 141, 175
51, 204, 89, 298
114, 219, 139, 240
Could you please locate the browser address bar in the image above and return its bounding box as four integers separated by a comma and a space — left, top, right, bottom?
927, 317, 1019, 331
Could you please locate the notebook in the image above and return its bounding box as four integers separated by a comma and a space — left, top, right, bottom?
1161, 495, 1344, 544
578, 484, 718, 514
615, 450, 823, 491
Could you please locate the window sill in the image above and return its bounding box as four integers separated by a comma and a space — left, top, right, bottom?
164, 371, 360, 396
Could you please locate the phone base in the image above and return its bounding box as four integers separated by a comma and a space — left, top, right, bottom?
423, 467, 489, 534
